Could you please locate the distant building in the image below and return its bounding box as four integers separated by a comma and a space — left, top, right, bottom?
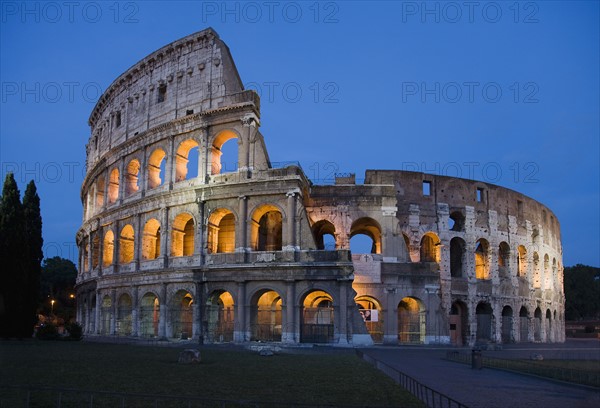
75, 28, 565, 345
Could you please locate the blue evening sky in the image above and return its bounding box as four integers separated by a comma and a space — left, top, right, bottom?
1, 1, 598, 266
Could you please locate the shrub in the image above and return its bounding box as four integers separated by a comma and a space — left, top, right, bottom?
65, 322, 83, 340
35, 323, 58, 340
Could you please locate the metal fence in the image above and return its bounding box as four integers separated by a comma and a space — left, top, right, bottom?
357, 351, 469, 408
444, 351, 600, 388
0, 384, 401, 408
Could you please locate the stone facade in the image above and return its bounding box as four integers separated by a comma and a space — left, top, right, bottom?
75, 28, 565, 346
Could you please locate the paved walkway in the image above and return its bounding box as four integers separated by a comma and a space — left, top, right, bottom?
360, 340, 600, 408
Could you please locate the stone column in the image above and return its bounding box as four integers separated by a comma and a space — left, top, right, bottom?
159, 206, 169, 267
337, 282, 348, 345
133, 214, 142, 270
234, 281, 246, 342
193, 282, 202, 340
131, 287, 139, 337
110, 289, 117, 335
284, 191, 297, 251
94, 290, 101, 334
166, 136, 175, 188
87, 233, 93, 274
158, 283, 167, 338
383, 288, 398, 345
283, 281, 295, 343
236, 196, 248, 252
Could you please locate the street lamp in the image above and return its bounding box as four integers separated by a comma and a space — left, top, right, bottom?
50, 299, 55, 315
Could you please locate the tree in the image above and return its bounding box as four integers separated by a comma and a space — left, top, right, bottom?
564, 264, 600, 321
0, 173, 28, 337
23, 181, 43, 336
41, 257, 77, 321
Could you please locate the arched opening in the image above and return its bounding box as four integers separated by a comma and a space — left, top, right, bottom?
350, 217, 381, 254
251, 205, 282, 251
450, 237, 466, 277
402, 234, 411, 260
116, 294, 132, 336
398, 297, 425, 344
420, 233, 440, 263
95, 177, 105, 210
175, 139, 200, 181
207, 209, 236, 253
125, 159, 140, 196
517, 245, 527, 277
119, 224, 135, 264
449, 211, 465, 232
449, 301, 468, 346
355, 296, 383, 343
147, 148, 167, 189
501, 306, 513, 343
140, 293, 160, 337
205, 291, 234, 343
171, 213, 195, 257
475, 302, 493, 341
251, 290, 282, 342
519, 306, 528, 342
142, 218, 161, 260
301, 290, 334, 343
102, 230, 114, 267
100, 295, 112, 335
91, 234, 100, 269
498, 242, 510, 278
312, 220, 337, 250
170, 290, 193, 339
108, 168, 119, 204
534, 307, 542, 341
475, 239, 490, 280
211, 130, 238, 175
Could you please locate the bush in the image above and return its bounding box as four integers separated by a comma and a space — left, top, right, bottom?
65, 322, 83, 340
35, 323, 58, 340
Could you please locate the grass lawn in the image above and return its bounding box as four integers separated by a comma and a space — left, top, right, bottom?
0, 340, 424, 407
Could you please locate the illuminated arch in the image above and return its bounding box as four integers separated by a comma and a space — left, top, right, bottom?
175, 139, 200, 181
119, 224, 135, 263
475, 238, 490, 279
108, 168, 119, 204
207, 208, 236, 254
125, 159, 140, 196
419, 232, 440, 263
147, 148, 166, 189
171, 212, 195, 257
142, 218, 161, 260
103, 230, 114, 266
312, 219, 336, 250
350, 217, 381, 254
211, 129, 239, 175
251, 204, 283, 251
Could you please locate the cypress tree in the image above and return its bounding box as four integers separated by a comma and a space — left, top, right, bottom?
0, 173, 27, 337
23, 181, 43, 337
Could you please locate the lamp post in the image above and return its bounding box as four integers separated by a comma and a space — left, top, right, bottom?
51, 299, 55, 315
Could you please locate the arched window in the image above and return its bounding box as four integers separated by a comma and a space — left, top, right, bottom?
211, 130, 238, 175
95, 177, 105, 210
207, 209, 236, 253
170, 290, 194, 339
312, 220, 336, 250
398, 297, 425, 344
475, 239, 489, 279
119, 224, 135, 263
498, 242, 510, 267
103, 230, 114, 266
108, 168, 119, 204
533, 252, 541, 288
419, 233, 440, 263
142, 218, 161, 260
125, 159, 140, 196
175, 139, 200, 181
117, 294, 132, 336
251, 205, 282, 251
449, 211, 465, 231
251, 290, 282, 342
450, 237, 466, 277
301, 290, 334, 343
91, 234, 100, 269
171, 213, 195, 257
350, 217, 381, 254
147, 148, 166, 189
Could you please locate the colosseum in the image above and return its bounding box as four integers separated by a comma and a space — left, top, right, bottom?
75, 28, 565, 346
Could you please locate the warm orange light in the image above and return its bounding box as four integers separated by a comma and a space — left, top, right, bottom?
69, 294, 75, 299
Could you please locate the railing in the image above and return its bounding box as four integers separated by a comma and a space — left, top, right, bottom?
357, 351, 469, 408
0, 384, 398, 408
445, 352, 600, 388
